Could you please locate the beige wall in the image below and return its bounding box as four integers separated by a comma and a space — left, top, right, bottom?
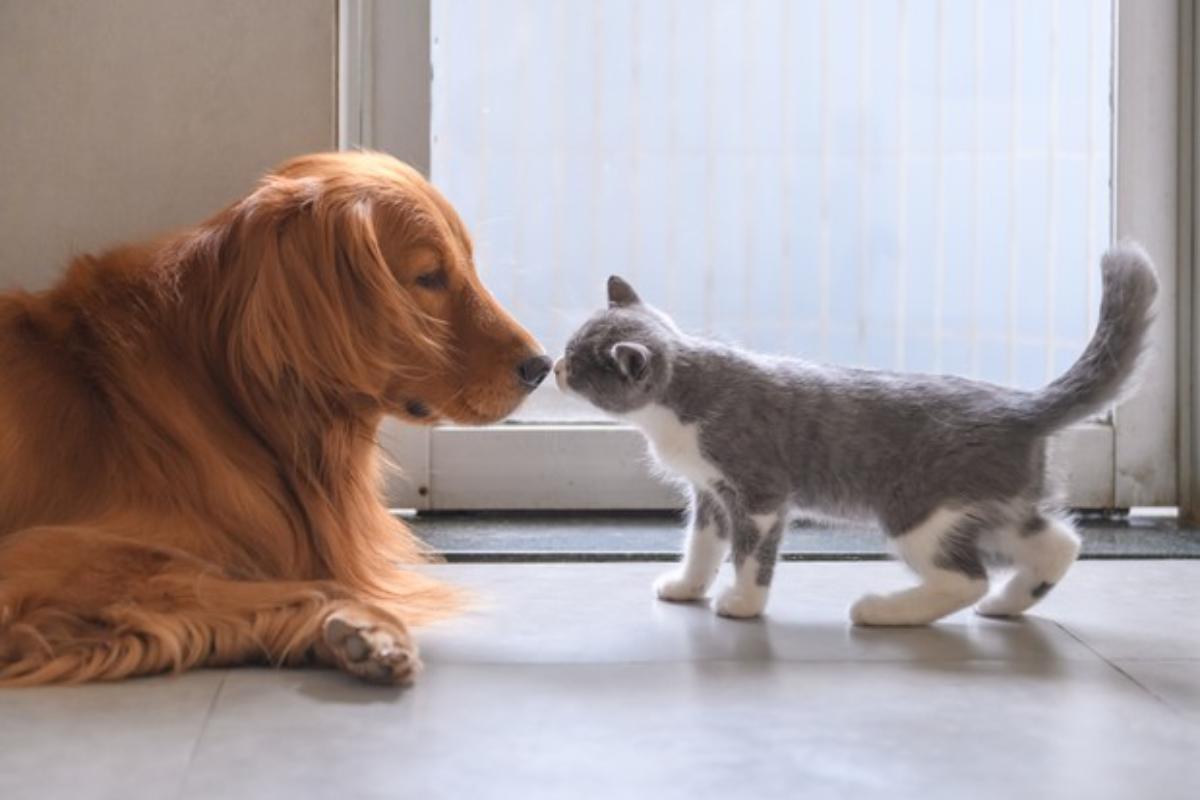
0, 0, 336, 290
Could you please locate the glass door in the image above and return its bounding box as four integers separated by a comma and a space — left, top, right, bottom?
350, 0, 1178, 511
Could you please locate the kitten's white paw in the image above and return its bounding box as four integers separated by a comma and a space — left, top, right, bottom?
715, 587, 766, 619
974, 594, 1029, 618
654, 571, 708, 602
849, 593, 891, 626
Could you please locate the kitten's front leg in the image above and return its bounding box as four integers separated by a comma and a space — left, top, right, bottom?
655, 488, 729, 602
715, 507, 786, 619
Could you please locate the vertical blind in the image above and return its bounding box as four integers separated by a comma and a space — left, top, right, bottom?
431, 0, 1113, 418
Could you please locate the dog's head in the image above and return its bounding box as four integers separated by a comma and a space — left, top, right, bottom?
194, 151, 547, 425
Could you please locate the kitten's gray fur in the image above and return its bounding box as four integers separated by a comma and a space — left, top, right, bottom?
555, 243, 1157, 623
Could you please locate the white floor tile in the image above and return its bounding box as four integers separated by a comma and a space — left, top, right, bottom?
0, 670, 225, 800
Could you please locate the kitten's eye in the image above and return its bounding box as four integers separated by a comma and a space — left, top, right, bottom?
415, 267, 448, 290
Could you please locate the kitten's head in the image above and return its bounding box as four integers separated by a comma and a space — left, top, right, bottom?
553, 276, 679, 415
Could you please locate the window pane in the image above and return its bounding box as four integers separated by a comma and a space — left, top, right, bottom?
431, 0, 1113, 420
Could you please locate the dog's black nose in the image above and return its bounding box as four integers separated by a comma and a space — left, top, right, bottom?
517, 355, 552, 389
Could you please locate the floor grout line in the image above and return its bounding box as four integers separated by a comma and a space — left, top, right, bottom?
1051, 621, 1187, 718
436, 552, 1200, 563
173, 668, 229, 800
418, 654, 1099, 669
1095, 656, 1200, 662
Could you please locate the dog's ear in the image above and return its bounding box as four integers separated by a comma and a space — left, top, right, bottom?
207, 177, 443, 402
607, 275, 641, 308
610, 341, 651, 381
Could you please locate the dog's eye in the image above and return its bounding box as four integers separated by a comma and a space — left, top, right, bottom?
415, 268, 448, 290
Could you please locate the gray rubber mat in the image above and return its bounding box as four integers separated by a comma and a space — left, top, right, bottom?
412, 512, 1200, 562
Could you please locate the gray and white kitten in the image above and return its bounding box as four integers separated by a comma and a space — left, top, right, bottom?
553, 244, 1157, 624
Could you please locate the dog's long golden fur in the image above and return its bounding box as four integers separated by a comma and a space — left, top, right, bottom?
0, 151, 541, 685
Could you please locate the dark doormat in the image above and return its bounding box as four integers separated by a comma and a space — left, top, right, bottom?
409, 511, 1200, 563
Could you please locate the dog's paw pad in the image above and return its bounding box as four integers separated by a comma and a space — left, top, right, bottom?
323, 613, 421, 686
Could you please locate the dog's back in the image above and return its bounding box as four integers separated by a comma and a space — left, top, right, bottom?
0, 283, 121, 536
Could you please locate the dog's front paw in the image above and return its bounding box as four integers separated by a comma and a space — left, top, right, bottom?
323, 611, 421, 686
715, 587, 766, 619
654, 571, 708, 602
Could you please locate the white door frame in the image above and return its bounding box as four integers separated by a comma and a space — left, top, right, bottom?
1181, 0, 1200, 523
344, 0, 1182, 512
1111, 0, 1179, 509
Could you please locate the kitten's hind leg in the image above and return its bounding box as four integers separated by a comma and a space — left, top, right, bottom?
655, 488, 730, 602
714, 506, 787, 619
976, 513, 1080, 618
850, 508, 989, 626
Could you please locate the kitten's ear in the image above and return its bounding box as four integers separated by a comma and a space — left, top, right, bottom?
607, 275, 642, 308
610, 342, 651, 381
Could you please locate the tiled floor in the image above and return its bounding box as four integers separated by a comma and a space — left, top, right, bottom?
2, 561, 1198, 800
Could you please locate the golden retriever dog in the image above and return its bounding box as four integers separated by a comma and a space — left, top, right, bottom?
0, 151, 549, 685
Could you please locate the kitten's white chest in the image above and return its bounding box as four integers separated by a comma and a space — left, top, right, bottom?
623, 404, 721, 487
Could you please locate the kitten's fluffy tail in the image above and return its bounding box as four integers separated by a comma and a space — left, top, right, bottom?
1021, 241, 1158, 432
